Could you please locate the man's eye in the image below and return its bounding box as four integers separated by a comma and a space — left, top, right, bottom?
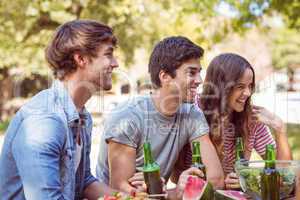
188, 71, 196, 75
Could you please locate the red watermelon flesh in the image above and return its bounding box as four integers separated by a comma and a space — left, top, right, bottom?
183, 176, 208, 200
215, 190, 247, 200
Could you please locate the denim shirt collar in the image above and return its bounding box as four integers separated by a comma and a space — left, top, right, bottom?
51, 80, 89, 126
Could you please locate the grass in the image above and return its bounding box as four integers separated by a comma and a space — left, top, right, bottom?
252, 123, 300, 160
0, 120, 9, 135
286, 123, 300, 160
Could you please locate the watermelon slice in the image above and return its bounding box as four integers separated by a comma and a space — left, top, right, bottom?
214, 190, 247, 200
183, 176, 214, 200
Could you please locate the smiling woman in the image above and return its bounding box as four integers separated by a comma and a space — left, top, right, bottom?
199, 53, 257, 169
182, 53, 293, 190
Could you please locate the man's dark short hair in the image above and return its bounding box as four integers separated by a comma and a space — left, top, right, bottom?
148, 36, 204, 88
46, 19, 117, 80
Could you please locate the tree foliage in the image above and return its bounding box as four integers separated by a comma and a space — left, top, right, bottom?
271, 28, 300, 70
0, 0, 224, 77
221, 0, 300, 31
0, 0, 299, 77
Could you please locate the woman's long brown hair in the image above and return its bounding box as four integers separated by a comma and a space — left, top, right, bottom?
199, 53, 255, 161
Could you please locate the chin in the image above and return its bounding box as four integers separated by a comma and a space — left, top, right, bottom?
103, 85, 112, 91
100, 80, 112, 91
234, 107, 245, 112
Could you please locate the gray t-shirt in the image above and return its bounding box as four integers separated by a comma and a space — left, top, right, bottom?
96, 95, 209, 184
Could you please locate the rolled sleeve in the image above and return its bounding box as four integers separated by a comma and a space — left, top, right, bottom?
12, 115, 68, 200
254, 123, 276, 156
104, 115, 140, 149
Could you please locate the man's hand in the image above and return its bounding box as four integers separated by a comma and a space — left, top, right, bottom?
83, 181, 118, 200
128, 172, 146, 192
128, 172, 167, 194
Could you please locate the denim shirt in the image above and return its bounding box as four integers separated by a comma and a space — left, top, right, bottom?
0, 80, 98, 200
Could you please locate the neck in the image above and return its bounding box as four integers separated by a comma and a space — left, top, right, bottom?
151, 89, 180, 117
63, 78, 93, 112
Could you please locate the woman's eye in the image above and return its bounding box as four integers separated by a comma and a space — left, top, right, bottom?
237, 85, 244, 89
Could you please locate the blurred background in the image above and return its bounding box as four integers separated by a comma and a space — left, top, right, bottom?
0, 0, 299, 169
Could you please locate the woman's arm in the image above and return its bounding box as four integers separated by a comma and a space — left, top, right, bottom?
252, 105, 292, 160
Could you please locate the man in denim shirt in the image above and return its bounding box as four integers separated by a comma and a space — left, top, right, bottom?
0, 19, 118, 200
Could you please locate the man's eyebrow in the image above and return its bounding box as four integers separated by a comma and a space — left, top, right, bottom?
105, 46, 114, 52
102, 45, 114, 52
236, 82, 252, 86
186, 66, 202, 71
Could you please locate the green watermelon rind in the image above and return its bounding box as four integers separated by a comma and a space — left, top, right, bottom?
214, 190, 246, 200
200, 181, 214, 200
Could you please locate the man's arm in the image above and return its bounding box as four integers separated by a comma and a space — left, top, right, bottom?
192, 135, 224, 189
12, 116, 68, 200
107, 140, 137, 193
83, 129, 112, 199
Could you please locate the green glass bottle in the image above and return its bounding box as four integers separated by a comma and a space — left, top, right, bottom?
143, 141, 164, 198
191, 141, 207, 180
261, 144, 280, 200
235, 137, 246, 163
191, 141, 214, 200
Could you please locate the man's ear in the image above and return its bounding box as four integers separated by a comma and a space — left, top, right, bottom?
158, 70, 172, 86
73, 53, 88, 69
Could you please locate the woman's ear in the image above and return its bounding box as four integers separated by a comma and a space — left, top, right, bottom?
158, 70, 172, 87
73, 53, 88, 69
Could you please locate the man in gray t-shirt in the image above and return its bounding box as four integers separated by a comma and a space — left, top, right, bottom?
96, 36, 224, 195
97, 95, 209, 184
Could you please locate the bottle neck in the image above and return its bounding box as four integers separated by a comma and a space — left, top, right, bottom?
192, 141, 202, 164
144, 142, 154, 165
143, 142, 160, 172
265, 145, 276, 169
236, 137, 245, 160
265, 160, 276, 169
192, 154, 202, 165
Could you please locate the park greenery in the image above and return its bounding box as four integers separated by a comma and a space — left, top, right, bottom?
0, 1, 299, 161
0, 0, 299, 119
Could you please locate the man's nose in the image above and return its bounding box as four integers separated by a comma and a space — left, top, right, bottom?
111, 58, 119, 69
194, 74, 202, 85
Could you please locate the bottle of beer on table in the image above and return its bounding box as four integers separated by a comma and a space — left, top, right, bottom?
234, 137, 247, 191
235, 137, 246, 163
261, 144, 280, 200
143, 141, 164, 199
191, 141, 207, 180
